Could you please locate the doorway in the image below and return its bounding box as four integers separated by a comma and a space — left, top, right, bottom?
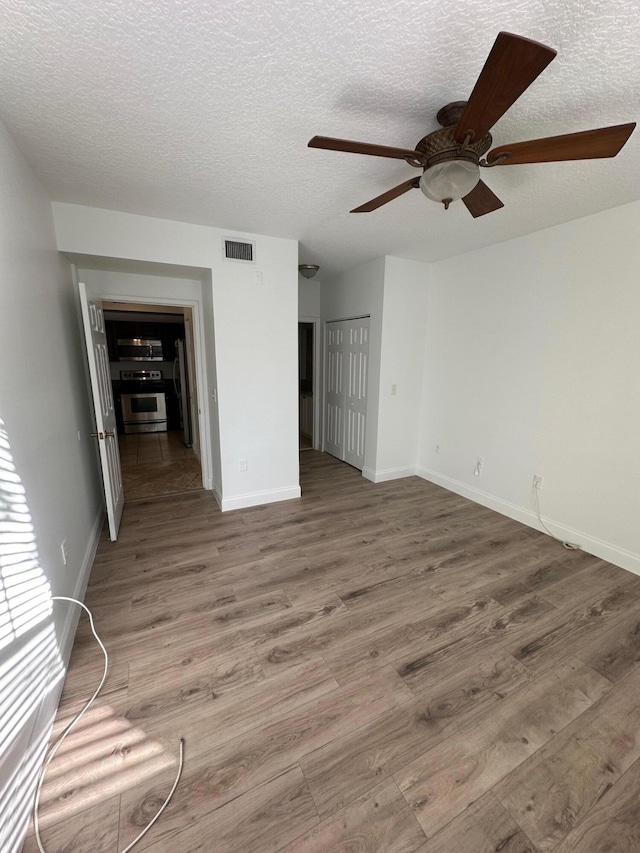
298, 322, 314, 451
103, 301, 203, 501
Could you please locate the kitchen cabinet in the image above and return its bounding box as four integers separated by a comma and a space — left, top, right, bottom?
161, 323, 186, 362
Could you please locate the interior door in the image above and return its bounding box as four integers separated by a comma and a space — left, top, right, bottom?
324, 322, 345, 460
343, 318, 369, 470
324, 317, 369, 471
79, 282, 124, 540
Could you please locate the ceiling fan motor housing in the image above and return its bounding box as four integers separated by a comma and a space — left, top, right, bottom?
414, 103, 493, 206
415, 100, 493, 171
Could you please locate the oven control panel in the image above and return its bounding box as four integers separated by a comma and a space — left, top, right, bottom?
120, 370, 162, 382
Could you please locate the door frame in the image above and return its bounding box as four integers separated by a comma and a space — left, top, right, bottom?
87, 287, 212, 492
298, 316, 322, 451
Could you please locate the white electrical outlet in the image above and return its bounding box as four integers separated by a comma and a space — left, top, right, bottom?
391, 384, 397, 396
239, 459, 248, 472
533, 475, 543, 489
435, 444, 441, 455
60, 539, 68, 565
474, 457, 484, 477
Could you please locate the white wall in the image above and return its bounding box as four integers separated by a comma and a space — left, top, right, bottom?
298, 278, 321, 318
54, 204, 300, 510
375, 257, 429, 479
418, 200, 640, 573
201, 270, 222, 498
321, 257, 385, 475
211, 236, 299, 507
0, 123, 103, 851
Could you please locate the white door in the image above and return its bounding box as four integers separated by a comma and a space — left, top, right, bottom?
325, 322, 345, 460
79, 282, 124, 541
325, 317, 369, 471
344, 319, 369, 470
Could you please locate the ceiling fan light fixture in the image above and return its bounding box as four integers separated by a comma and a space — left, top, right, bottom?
298, 264, 320, 279
419, 159, 480, 205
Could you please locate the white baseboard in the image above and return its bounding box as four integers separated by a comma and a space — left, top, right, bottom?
362, 465, 417, 483
212, 483, 223, 510
221, 485, 301, 512
416, 467, 640, 576
58, 505, 105, 662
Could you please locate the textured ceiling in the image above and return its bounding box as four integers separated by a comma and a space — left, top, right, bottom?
0, 0, 639, 275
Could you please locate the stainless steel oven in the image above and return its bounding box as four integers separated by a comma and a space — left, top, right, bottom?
120, 370, 167, 434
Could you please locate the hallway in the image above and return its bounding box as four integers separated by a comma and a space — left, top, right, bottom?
24, 452, 640, 852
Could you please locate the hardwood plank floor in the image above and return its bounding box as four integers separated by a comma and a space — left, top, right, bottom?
23, 451, 640, 852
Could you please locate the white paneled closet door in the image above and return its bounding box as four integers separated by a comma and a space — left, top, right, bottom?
325, 322, 345, 460
325, 317, 369, 471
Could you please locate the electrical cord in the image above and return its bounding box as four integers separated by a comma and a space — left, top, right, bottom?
33, 596, 184, 853
531, 486, 580, 551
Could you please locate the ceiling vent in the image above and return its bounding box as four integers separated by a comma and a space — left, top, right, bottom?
223, 238, 255, 263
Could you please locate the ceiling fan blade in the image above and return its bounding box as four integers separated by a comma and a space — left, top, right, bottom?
486, 122, 637, 165
454, 32, 556, 143
308, 136, 423, 162
351, 177, 420, 212
462, 180, 504, 217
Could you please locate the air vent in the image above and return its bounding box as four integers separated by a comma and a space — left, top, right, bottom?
223, 238, 255, 263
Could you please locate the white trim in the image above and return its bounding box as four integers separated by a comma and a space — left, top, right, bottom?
363, 465, 417, 483
416, 467, 640, 576
212, 483, 223, 510
221, 485, 301, 512
57, 505, 105, 660
91, 288, 213, 496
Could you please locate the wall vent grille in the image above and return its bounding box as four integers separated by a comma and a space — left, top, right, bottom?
223, 238, 255, 263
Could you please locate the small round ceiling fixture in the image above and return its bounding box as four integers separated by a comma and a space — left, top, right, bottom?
299, 264, 320, 279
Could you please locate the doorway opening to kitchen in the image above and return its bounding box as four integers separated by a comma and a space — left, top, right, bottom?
298, 318, 321, 452
103, 301, 203, 502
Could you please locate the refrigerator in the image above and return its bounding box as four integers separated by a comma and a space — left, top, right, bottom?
173, 339, 193, 447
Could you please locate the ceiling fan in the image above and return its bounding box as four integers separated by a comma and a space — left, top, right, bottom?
308, 32, 636, 217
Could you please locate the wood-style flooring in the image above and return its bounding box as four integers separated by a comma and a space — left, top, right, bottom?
23, 452, 640, 852
299, 433, 313, 451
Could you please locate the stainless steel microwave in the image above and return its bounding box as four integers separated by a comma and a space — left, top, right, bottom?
116, 338, 163, 361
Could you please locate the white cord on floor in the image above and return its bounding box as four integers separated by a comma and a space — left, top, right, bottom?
531, 486, 580, 551
33, 596, 185, 853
